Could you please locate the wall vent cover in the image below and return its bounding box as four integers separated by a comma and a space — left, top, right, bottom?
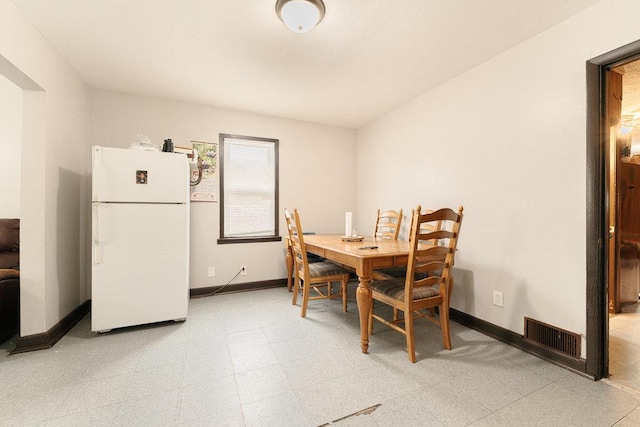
524, 317, 580, 358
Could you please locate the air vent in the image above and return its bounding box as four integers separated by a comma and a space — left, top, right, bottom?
524, 317, 580, 358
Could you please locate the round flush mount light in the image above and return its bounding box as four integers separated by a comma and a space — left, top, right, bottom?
275, 0, 326, 33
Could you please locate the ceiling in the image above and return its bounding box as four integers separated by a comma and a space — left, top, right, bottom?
11, 0, 601, 129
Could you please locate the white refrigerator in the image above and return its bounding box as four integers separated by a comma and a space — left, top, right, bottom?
91, 145, 190, 332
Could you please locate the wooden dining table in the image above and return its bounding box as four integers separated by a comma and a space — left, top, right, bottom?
287, 234, 420, 354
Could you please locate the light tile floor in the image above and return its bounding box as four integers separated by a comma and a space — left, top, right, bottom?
609, 302, 640, 398
1, 285, 640, 426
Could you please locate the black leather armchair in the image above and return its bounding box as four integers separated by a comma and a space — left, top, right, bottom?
0, 219, 19, 344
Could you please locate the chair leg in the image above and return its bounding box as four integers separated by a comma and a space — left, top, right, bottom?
292, 275, 299, 306
393, 308, 399, 321
440, 278, 452, 349
368, 301, 374, 336
440, 302, 451, 350
341, 278, 348, 312
301, 280, 310, 318
405, 308, 416, 363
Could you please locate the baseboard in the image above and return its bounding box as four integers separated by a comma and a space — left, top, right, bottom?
12, 300, 91, 355
449, 308, 590, 378
10, 281, 286, 354
190, 278, 287, 298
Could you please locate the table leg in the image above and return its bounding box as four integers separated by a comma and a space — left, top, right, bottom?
356, 275, 372, 353
285, 243, 293, 292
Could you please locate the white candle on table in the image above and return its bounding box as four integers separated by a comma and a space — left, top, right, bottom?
345, 212, 352, 237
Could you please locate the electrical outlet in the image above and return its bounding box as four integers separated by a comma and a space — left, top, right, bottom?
493, 290, 504, 307
208, 267, 215, 277
240, 266, 247, 276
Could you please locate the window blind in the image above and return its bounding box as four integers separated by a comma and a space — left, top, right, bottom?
222, 137, 276, 238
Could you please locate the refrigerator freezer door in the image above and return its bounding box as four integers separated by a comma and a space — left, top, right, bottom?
92, 202, 189, 332
92, 145, 189, 203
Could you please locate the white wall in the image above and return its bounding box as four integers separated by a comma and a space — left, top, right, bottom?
89, 89, 357, 289
0, 74, 21, 218
356, 0, 640, 357
0, 0, 90, 336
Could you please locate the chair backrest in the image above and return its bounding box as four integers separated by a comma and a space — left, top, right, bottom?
284, 208, 294, 238
422, 211, 443, 246
407, 208, 443, 246
404, 205, 464, 298
284, 208, 310, 275
374, 209, 403, 240
0, 218, 19, 270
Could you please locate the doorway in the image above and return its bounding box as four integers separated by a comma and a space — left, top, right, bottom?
0, 73, 22, 350
606, 58, 640, 392
0, 74, 22, 218
586, 39, 640, 382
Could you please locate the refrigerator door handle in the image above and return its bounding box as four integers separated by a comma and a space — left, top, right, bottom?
93, 204, 102, 264
92, 146, 101, 201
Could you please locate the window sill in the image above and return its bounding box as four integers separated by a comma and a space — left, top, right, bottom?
217, 236, 283, 245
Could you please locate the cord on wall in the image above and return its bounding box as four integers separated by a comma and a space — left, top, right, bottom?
199, 267, 244, 297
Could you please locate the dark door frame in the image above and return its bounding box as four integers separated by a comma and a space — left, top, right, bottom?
586, 39, 640, 379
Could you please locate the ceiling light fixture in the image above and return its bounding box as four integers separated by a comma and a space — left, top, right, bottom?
275, 0, 325, 33
622, 114, 640, 135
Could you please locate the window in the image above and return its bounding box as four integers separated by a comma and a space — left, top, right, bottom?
218, 133, 280, 244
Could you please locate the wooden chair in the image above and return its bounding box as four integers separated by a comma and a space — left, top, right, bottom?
284, 225, 324, 292
285, 208, 351, 318
373, 209, 403, 240
373, 208, 443, 280
368, 205, 463, 362
372, 208, 409, 318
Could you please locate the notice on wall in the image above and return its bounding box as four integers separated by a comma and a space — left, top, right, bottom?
190, 141, 218, 202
